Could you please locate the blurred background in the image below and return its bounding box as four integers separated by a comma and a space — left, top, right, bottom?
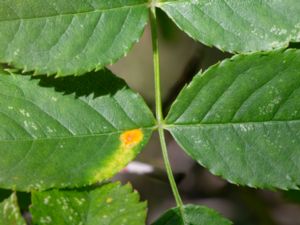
1, 9, 300, 225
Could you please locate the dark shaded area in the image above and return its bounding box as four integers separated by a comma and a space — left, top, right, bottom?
157, 8, 179, 42
283, 190, 300, 204
0, 188, 12, 202
1, 64, 129, 99
288, 42, 300, 49
16, 192, 31, 212
33, 69, 127, 98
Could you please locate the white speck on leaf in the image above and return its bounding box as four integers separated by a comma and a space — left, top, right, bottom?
51, 97, 58, 102
40, 216, 52, 224
13, 49, 20, 56
43, 196, 51, 205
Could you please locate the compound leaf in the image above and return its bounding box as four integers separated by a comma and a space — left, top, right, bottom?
159, 0, 300, 53
0, 193, 26, 225
152, 205, 232, 225
31, 182, 147, 225
0, 0, 148, 76
0, 68, 155, 191
166, 49, 300, 190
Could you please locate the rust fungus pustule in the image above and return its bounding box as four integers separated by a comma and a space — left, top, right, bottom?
120, 129, 143, 148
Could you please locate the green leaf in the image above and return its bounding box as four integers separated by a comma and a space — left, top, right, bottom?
30, 182, 147, 225
0, 193, 26, 225
159, 0, 300, 53
0, 0, 148, 76
166, 49, 300, 189
152, 205, 232, 225
0, 69, 155, 191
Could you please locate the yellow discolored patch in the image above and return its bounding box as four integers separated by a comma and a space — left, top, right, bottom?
106, 197, 113, 203
92, 129, 145, 183
120, 129, 143, 149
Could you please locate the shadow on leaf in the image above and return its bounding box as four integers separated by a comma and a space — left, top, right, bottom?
32, 68, 127, 98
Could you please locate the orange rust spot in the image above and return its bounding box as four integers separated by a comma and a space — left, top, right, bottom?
120, 129, 143, 148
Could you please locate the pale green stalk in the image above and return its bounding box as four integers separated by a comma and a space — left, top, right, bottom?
149, 5, 184, 210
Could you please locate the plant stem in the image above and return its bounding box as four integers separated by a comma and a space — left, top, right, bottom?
158, 128, 184, 208
149, 6, 184, 209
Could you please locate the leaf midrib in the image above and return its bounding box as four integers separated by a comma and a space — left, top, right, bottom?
0, 2, 148, 22
158, 0, 199, 5
165, 119, 300, 127
0, 126, 155, 142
